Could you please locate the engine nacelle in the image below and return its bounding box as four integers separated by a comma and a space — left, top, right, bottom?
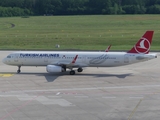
46, 65, 62, 73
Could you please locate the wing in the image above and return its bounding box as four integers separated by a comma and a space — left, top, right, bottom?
54, 55, 88, 68
56, 55, 78, 66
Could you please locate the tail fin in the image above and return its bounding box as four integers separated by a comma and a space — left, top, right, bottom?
128, 31, 154, 54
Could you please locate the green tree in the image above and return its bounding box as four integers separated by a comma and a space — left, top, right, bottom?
147, 4, 160, 14
113, 3, 118, 14
122, 5, 138, 14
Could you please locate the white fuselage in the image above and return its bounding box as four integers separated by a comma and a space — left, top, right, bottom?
2, 51, 157, 67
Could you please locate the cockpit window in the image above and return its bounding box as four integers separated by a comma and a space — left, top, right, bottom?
7, 56, 11, 58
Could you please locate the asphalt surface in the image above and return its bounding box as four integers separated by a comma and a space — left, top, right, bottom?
0, 51, 160, 120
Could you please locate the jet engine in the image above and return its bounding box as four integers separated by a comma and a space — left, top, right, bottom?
46, 65, 63, 73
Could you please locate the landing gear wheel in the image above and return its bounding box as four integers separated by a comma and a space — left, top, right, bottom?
17, 70, 21, 73
77, 68, 83, 72
70, 70, 75, 75
17, 66, 21, 73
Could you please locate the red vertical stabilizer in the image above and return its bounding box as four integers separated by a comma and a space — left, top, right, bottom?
127, 31, 154, 54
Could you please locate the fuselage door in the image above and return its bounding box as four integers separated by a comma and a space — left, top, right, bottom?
14, 54, 19, 62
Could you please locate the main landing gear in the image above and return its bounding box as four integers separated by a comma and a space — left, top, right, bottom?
69, 68, 83, 75
70, 70, 75, 75
77, 68, 83, 72
17, 66, 21, 73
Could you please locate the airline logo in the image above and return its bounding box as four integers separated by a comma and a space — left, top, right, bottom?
134, 37, 150, 54
128, 31, 153, 54
20, 53, 59, 58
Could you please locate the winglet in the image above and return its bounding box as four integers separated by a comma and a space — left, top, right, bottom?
71, 55, 78, 64
105, 45, 111, 52
128, 31, 154, 54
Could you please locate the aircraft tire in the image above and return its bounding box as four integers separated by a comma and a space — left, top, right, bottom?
17, 70, 21, 73
77, 68, 83, 72
70, 70, 75, 75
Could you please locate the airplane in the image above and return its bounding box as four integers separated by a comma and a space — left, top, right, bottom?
2, 31, 157, 75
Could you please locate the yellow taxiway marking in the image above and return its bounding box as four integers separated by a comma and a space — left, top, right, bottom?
0, 74, 14, 77
128, 99, 143, 120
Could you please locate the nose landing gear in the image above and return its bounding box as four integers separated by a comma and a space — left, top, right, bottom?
17, 66, 21, 73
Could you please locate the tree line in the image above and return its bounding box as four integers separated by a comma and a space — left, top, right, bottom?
0, 0, 160, 17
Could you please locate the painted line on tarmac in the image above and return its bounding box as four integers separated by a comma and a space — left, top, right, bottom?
129, 96, 144, 99
128, 98, 143, 120
74, 96, 89, 98
102, 96, 116, 99
0, 74, 14, 77
17, 84, 160, 92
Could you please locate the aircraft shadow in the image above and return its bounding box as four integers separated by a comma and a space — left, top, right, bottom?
0, 72, 132, 82
82, 73, 133, 78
